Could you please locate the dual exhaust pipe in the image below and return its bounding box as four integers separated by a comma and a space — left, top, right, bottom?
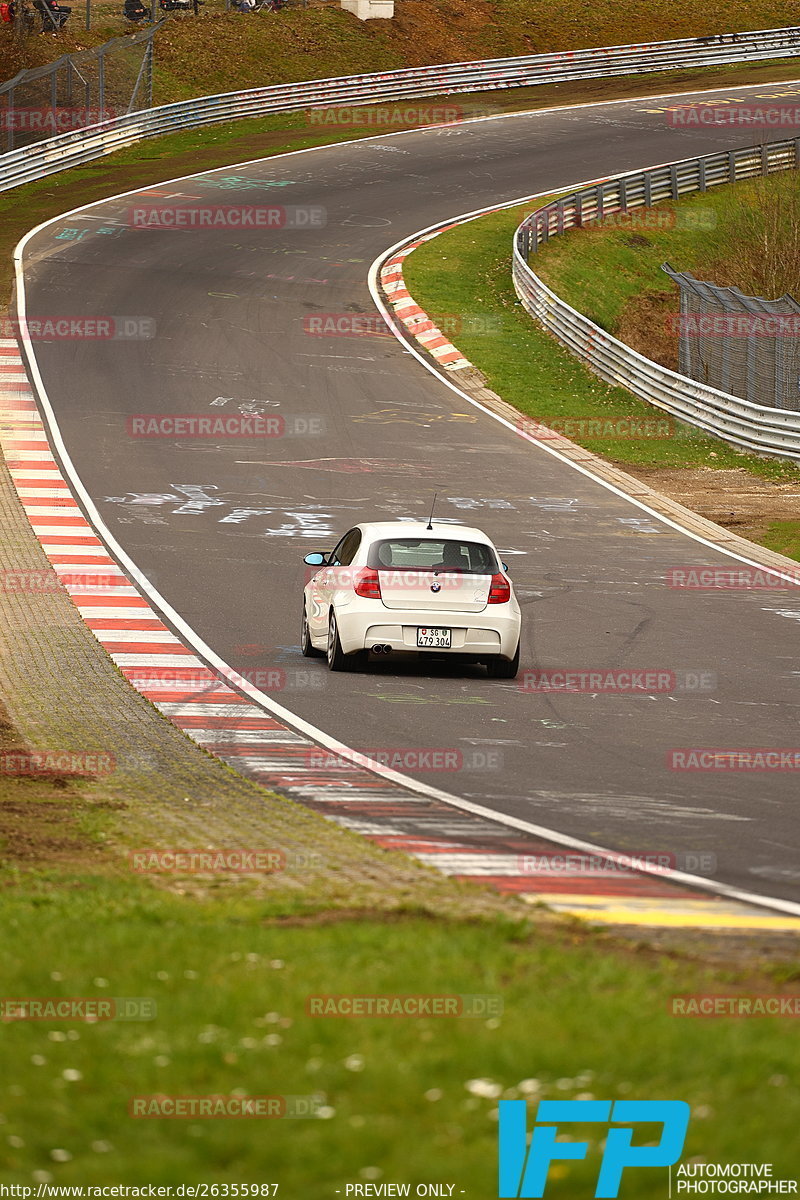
371, 643, 393, 655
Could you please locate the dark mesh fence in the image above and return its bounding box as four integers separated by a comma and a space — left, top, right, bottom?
663, 263, 800, 412
0, 22, 160, 152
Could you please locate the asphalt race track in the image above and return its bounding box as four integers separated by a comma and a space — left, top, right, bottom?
18, 81, 800, 907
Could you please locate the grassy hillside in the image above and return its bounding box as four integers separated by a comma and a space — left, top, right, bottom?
3, 0, 800, 104
531, 171, 800, 372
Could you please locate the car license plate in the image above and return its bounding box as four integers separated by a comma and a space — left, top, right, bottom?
417, 627, 451, 649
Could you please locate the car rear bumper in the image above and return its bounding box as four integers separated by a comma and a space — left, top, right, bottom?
335, 604, 521, 659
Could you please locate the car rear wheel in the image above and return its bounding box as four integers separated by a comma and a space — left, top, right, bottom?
486, 641, 520, 680
301, 604, 323, 658
326, 611, 364, 672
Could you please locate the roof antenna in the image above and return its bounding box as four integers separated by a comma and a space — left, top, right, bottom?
426, 492, 437, 531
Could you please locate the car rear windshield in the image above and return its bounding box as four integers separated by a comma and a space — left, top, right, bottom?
367, 538, 498, 574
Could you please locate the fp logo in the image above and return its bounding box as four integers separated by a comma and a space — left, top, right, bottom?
499, 1099, 690, 1198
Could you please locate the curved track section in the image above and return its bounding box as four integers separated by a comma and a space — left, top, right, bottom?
14, 82, 800, 920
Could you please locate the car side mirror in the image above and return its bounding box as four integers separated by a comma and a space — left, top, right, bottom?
304, 552, 327, 566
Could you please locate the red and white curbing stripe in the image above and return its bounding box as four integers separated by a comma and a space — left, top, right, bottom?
1, 337, 796, 930
380, 231, 472, 370
0, 335, 402, 795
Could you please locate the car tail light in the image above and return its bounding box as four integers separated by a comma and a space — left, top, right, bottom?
353, 567, 382, 599
488, 572, 510, 604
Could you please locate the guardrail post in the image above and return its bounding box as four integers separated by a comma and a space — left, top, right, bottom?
146, 38, 154, 111
596, 184, 604, 222
795, 138, 800, 169
698, 157, 706, 192
678, 288, 690, 377
644, 172, 652, 207
670, 163, 679, 199
619, 176, 627, 211
575, 192, 582, 228
728, 149, 736, 182
746, 325, 758, 405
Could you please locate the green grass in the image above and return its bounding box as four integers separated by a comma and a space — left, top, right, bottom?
403, 199, 800, 486
762, 519, 800, 559
530, 189, 722, 335
1, 870, 799, 1187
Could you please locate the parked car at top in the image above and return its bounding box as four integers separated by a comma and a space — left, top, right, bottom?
301, 520, 521, 678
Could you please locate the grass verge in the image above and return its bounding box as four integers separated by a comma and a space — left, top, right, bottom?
1, 857, 799, 1186
7, 0, 800, 98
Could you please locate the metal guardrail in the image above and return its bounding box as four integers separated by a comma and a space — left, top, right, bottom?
513, 138, 800, 461
2, 24, 800, 192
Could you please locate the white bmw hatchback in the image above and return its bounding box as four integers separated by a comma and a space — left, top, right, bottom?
301, 520, 521, 678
